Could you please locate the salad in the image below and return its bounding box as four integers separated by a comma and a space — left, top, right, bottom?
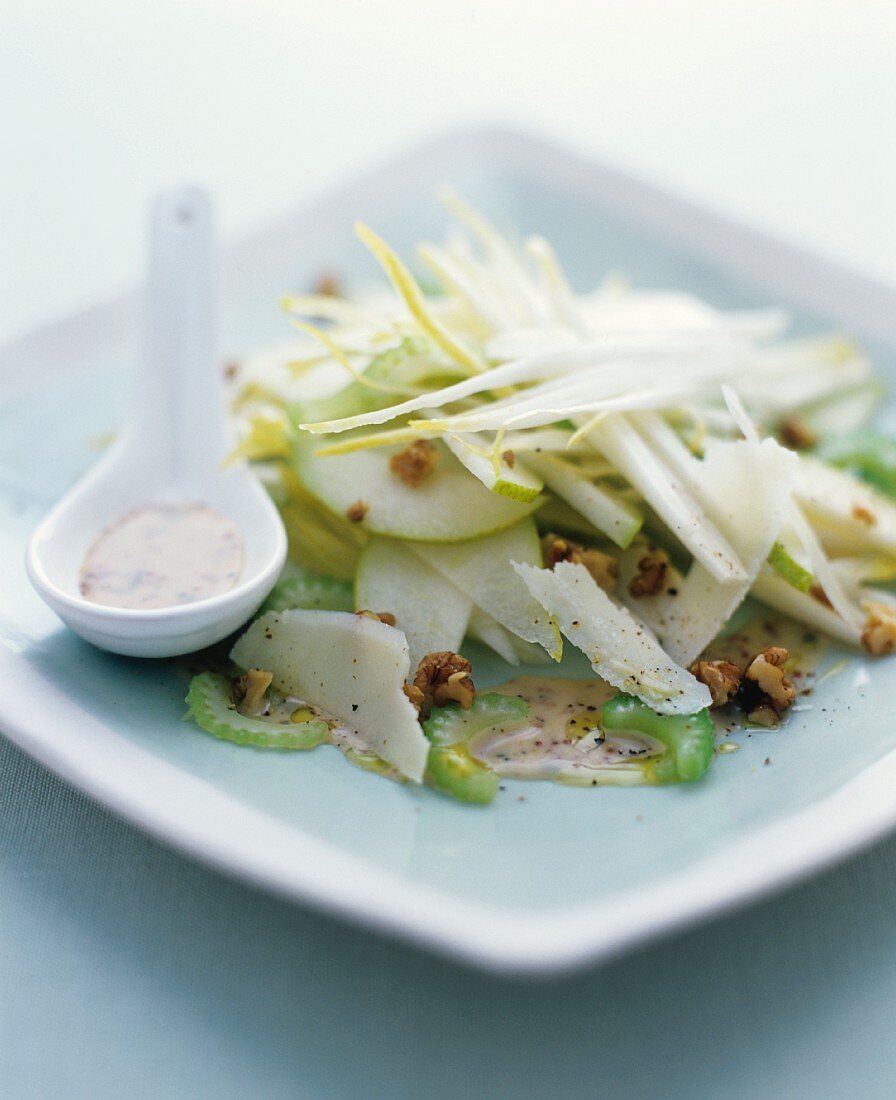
185, 191, 896, 803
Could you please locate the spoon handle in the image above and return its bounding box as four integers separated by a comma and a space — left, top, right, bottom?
127, 187, 225, 484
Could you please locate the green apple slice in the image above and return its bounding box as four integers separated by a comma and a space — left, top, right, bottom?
408, 518, 562, 658
767, 538, 814, 592
513, 561, 711, 714
292, 432, 542, 542
355, 538, 472, 672
231, 609, 429, 782
466, 606, 520, 664
441, 429, 544, 503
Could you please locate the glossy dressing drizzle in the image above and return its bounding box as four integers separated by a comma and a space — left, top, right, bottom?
469, 676, 661, 783
80, 502, 244, 610
469, 620, 823, 785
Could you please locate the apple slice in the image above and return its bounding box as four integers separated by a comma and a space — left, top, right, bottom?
466, 607, 520, 664
441, 429, 544, 503
408, 518, 561, 658
231, 609, 429, 782
466, 606, 550, 665
355, 538, 472, 673
292, 432, 542, 542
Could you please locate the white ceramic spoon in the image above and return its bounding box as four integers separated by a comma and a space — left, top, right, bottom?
26, 187, 287, 657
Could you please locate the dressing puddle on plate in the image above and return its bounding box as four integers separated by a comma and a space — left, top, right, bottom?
470, 617, 824, 787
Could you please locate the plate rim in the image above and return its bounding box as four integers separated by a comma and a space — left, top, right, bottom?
4, 125, 896, 974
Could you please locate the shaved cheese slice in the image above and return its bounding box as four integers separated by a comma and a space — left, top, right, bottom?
231, 610, 430, 782
514, 562, 711, 715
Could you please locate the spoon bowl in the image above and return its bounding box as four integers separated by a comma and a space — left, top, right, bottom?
26, 188, 287, 657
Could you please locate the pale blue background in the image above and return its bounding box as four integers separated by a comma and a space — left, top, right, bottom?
4, 734, 896, 1099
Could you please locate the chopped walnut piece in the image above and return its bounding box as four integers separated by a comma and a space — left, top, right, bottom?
231, 668, 273, 717
355, 609, 397, 627
346, 500, 369, 523
742, 646, 796, 717
690, 659, 743, 708
852, 504, 877, 526
628, 548, 671, 598
861, 601, 896, 655
541, 533, 618, 593
412, 651, 475, 716
778, 416, 817, 450
580, 549, 619, 594
389, 439, 439, 487
541, 533, 575, 569
403, 682, 425, 711
312, 271, 342, 297
746, 704, 780, 728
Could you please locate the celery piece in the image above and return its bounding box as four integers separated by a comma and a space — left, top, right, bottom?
423, 692, 530, 747
259, 572, 354, 615
426, 745, 499, 804
600, 693, 714, 783
185, 672, 329, 750
422, 693, 529, 804
289, 337, 436, 426
817, 430, 896, 499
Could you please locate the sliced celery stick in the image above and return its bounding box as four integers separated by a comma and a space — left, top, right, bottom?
525, 451, 643, 549
186, 672, 329, 750
260, 572, 354, 615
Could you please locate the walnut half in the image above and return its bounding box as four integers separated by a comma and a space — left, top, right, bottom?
742, 646, 796, 721
410, 651, 475, 716
690, 659, 743, 708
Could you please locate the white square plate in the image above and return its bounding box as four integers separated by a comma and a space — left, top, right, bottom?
3, 129, 896, 974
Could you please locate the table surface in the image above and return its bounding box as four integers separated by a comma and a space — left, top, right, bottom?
4, 4, 896, 1098
4, 733, 896, 1099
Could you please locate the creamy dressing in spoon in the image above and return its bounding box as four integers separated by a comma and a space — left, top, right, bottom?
80, 502, 243, 610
